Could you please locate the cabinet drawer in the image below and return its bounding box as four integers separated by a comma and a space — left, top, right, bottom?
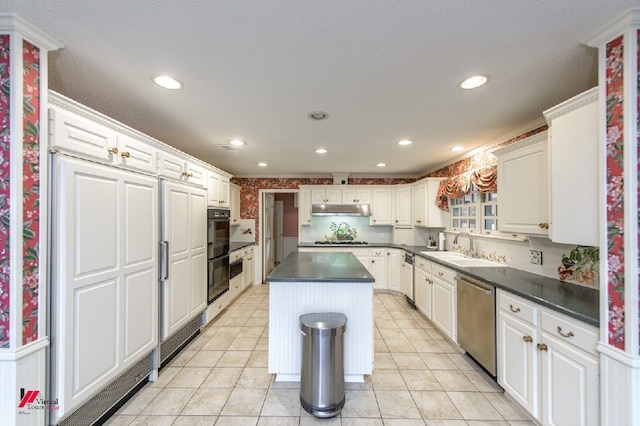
230, 250, 243, 262
415, 257, 432, 273
498, 291, 538, 325
432, 263, 454, 282
370, 248, 385, 257
541, 310, 598, 354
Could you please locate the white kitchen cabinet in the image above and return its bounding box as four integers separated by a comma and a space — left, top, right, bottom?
160, 180, 207, 341
342, 187, 372, 205
394, 186, 412, 227
543, 88, 599, 246
312, 187, 342, 204
494, 133, 549, 235
207, 171, 231, 208
242, 245, 255, 289
414, 257, 432, 319
158, 151, 207, 187
369, 248, 387, 290
49, 107, 157, 174
400, 255, 413, 300
430, 263, 456, 341
230, 183, 241, 225
412, 178, 447, 228
370, 188, 392, 225
386, 249, 402, 292
496, 290, 599, 426
52, 156, 158, 419
299, 189, 312, 225
219, 175, 230, 208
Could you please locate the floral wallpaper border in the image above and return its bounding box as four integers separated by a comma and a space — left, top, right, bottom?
22, 40, 40, 345
0, 34, 10, 348
605, 34, 625, 350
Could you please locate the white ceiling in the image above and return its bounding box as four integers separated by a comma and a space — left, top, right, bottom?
1, 1, 631, 177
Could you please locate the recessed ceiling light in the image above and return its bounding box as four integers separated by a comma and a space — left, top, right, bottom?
258, 162, 267, 167
315, 148, 328, 154
450, 146, 465, 152
230, 139, 245, 146
398, 140, 413, 146
152, 75, 183, 90
376, 162, 386, 167
459, 74, 489, 90
308, 111, 329, 120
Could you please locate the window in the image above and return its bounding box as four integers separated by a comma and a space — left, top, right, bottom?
450, 185, 498, 234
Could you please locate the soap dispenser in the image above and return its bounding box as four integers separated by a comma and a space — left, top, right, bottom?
438, 232, 445, 251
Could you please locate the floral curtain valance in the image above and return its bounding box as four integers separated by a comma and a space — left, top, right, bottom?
435, 165, 497, 211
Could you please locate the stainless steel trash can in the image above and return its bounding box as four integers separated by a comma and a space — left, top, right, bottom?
299, 312, 347, 418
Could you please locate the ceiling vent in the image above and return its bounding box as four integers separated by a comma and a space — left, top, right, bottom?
218, 144, 239, 153
332, 173, 349, 185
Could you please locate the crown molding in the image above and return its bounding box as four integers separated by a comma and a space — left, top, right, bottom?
0, 13, 62, 51
585, 7, 640, 47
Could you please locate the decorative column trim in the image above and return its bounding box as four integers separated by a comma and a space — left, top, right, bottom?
0, 13, 62, 51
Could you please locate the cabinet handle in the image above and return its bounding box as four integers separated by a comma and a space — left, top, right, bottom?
108, 147, 118, 154
556, 326, 574, 338
523, 335, 533, 343
538, 223, 549, 229
509, 304, 521, 313
438, 272, 444, 276
120, 151, 130, 158
537, 343, 548, 351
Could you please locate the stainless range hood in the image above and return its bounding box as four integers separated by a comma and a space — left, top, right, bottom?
311, 204, 371, 216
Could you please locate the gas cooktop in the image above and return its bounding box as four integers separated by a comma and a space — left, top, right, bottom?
313, 241, 369, 245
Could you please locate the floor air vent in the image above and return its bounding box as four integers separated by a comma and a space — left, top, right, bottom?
160, 316, 201, 368
56, 353, 153, 426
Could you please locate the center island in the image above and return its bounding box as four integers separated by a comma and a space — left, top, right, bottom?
267, 251, 375, 382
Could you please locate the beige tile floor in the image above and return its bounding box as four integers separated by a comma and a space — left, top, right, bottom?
106, 285, 535, 426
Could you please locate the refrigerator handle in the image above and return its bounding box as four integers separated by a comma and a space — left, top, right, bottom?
159, 241, 169, 280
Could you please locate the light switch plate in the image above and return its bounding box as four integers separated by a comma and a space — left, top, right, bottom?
530, 250, 543, 265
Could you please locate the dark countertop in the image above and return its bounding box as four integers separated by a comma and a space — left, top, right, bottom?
267, 252, 375, 283
230, 242, 254, 252
297, 242, 599, 326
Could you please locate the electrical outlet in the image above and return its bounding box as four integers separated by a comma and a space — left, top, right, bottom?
530, 250, 543, 265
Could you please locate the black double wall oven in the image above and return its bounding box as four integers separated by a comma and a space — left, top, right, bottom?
207, 208, 230, 303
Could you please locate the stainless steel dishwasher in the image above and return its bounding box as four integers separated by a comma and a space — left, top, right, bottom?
455, 274, 496, 377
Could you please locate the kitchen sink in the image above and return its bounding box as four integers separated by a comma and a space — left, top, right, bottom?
420, 251, 506, 268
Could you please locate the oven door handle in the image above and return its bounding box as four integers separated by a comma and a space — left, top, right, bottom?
159, 241, 169, 280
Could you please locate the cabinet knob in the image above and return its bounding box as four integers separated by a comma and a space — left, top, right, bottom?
120, 151, 130, 158
108, 147, 118, 155
509, 304, 520, 313
395, 220, 398, 223
556, 326, 574, 338
371, 260, 375, 264
537, 343, 548, 351
538, 223, 549, 230
522, 335, 533, 343
438, 272, 444, 276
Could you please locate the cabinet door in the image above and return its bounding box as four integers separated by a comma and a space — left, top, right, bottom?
497, 137, 549, 235
431, 276, 455, 341
394, 186, 412, 227
540, 334, 599, 426
230, 185, 241, 224
158, 151, 185, 180
325, 188, 342, 204
207, 172, 220, 206
311, 189, 327, 203
371, 188, 392, 225
412, 184, 426, 226
219, 176, 230, 208
400, 260, 413, 299
299, 189, 312, 225
370, 250, 387, 290
547, 94, 599, 246
185, 162, 206, 187
116, 134, 157, 174
497, 311, 540, 419
50, 107, 117, 162
386, 250, 402, 292
425, 179, 447, 227
414, 268, 432, 318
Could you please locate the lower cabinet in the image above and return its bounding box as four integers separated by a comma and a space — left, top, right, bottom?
430, 263, 456, 342
414, 257, 432, 318
386, 249, 402, 292
369, 249, 387, 290
242, 245, 255, 289
400, 255, 413, 299
497, 290, 599, 426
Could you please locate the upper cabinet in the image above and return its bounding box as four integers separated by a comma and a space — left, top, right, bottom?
393, 186, 412, 227
230, 183, 241, 225
158, 151, 206, 187
312, 187, 342, 204
494, 133, 549, 235
299, 189, 312, 225
543, 88, 599, 246
206, 171, 231, 208
370, 188, 392, 225
342, 187, 372, 205
412, 178, 447, 228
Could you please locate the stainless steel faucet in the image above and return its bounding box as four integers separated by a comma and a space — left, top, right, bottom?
453, 232, 474, 256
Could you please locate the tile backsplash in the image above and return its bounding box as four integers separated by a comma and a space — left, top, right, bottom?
302, 216, 392, 243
